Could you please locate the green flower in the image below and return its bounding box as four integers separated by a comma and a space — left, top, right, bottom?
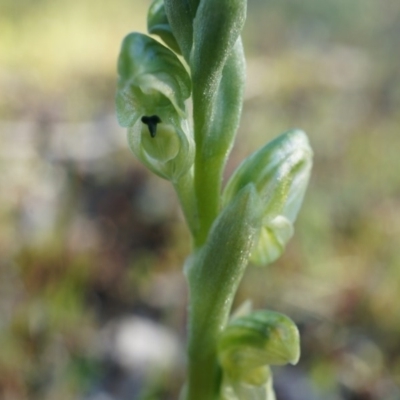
218, 310, 300, 385
116, 32, 191, 126
223, 129, 313, 265
116, 32, 194, 181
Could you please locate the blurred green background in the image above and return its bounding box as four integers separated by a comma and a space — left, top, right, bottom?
1, 0, 400, 399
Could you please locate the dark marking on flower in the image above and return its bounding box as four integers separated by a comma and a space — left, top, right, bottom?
141, 115, 162, 138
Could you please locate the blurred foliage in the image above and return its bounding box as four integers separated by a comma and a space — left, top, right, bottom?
0, 0, 400, 399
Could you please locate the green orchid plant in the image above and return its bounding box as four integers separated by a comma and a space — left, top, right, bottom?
116, 1, 313, 399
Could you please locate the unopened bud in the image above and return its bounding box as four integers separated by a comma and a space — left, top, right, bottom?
223, 129, 313, 265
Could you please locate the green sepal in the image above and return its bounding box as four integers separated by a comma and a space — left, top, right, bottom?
201, 39, 245, 158
148, 0, 181, 54
223, 129, 313, 266
191, 0, 247, 105
186, 184, 263, 340
127, 114, 194, 183
116, 32, 191, 127
164, 0, 196, 61
218, 310, 300, 383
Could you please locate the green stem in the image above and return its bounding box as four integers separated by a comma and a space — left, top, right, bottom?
191, 71, 220, 246
184, 186, 262, 400
193, 153, 221, 247
185, 318, 223, 400
185, 262, 232, 400
173, 170, 198, 237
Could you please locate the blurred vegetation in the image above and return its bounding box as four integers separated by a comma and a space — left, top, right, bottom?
0, 0, 399, 399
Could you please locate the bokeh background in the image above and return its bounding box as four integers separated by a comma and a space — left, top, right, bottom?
1, 0, 400, 399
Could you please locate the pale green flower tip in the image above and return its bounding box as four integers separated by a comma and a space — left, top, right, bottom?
256, 311, 301, 366
276, 129, 313, 223
273, 129, 312, 157
223, 128, 313, 211
286, 129, 313, 165
218, 310, 301, 374
281, 128, 311, 148
263, 324, 300, 366
267, 129, 313, 189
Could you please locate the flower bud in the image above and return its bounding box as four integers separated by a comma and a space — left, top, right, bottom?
223, 129, 313, 265
218, 310, 300, 385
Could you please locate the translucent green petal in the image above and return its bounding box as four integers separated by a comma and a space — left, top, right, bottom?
116, 32, 191, 127
128, 115, 194, 182
221, 368, 276, 400
250, 216, 294, 266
